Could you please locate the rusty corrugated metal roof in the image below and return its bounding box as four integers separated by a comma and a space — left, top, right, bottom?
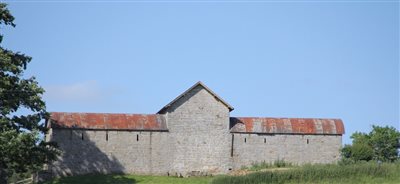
48, 112, 168, 131
230, 117, 344, 135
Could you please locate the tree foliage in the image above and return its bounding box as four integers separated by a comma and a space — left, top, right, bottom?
0, 3, 59, 183
369, 126, 400, 162
342, 125, 400, 162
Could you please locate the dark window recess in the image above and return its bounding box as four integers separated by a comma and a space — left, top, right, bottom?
106, 132, 108, 141
231, 134, 234, 157
137, 134, 139, 142
244, 138, 247, 143
264, 138, 266, 143
307, 139, 309, 144
81, 133, 84, 140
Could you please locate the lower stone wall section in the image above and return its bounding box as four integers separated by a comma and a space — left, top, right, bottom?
49, 129, 171, 177
231, 133, 342, 169
48, 129, 342, 177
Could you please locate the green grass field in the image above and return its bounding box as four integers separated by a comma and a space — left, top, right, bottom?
40, 162, 400, 184
212, 162, 400, 184
40, 174, 212, 184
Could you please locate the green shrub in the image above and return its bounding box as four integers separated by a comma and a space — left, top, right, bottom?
342, 126, 400, 162
273, 159, 291, 168
245, 159, 293, 171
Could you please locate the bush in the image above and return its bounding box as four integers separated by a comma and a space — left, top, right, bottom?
342, 125, 400, 162
273, 159, 291, 168
245, 159, 293, 171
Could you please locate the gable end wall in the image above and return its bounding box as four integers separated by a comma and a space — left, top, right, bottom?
164, 85, 232, 176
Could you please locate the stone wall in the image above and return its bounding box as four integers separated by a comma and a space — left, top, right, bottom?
49, 129, 171, 177
163, 85, 232, 176
231, 133, 342, 169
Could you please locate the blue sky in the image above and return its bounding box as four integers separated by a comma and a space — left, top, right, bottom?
3, 1, 399, 144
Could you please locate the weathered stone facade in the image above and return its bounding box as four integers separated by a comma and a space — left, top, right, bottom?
46, 82, 344, 177
231, 134, 342, 169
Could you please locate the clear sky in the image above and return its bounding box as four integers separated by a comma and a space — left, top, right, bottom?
2, 1, 399, 144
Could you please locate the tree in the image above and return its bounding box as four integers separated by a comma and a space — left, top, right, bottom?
0, 3, 59, 183
369, 125, 400, 162
341, 132, 374, 162
341, 125, 400, 163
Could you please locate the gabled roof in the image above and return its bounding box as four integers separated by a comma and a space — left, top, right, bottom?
230, 117, 344, 135
48, 112, 168, 131
158, 81, 234, 114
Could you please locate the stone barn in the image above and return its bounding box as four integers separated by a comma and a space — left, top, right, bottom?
45, 81, 345, 177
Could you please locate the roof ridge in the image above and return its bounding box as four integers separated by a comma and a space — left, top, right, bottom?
157, 81, 234, 114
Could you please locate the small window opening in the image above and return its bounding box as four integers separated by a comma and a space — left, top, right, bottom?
81, 133, 84, 140
307, 139, 309, 144
137, 134, 139, 142
244, 138, 247, 143
264, 138, 266, 143
106, 132, 108, 141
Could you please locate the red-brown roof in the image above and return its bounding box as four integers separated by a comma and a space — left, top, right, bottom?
48, 112, 168, 131
230, 117, 344, 135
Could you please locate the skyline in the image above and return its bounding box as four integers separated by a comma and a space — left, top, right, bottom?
3, 1, 399, 144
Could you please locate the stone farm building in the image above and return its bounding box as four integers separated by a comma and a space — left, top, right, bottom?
45, 82, 345, 177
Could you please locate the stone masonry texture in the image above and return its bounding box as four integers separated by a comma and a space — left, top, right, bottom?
46, 82, 343, 178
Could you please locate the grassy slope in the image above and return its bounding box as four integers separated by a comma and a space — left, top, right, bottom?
41, 173, 400, 184
212, 162, 400, 184
41, 162, 400, 184
285, 176, 400, 184
40, 174, 212, 184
